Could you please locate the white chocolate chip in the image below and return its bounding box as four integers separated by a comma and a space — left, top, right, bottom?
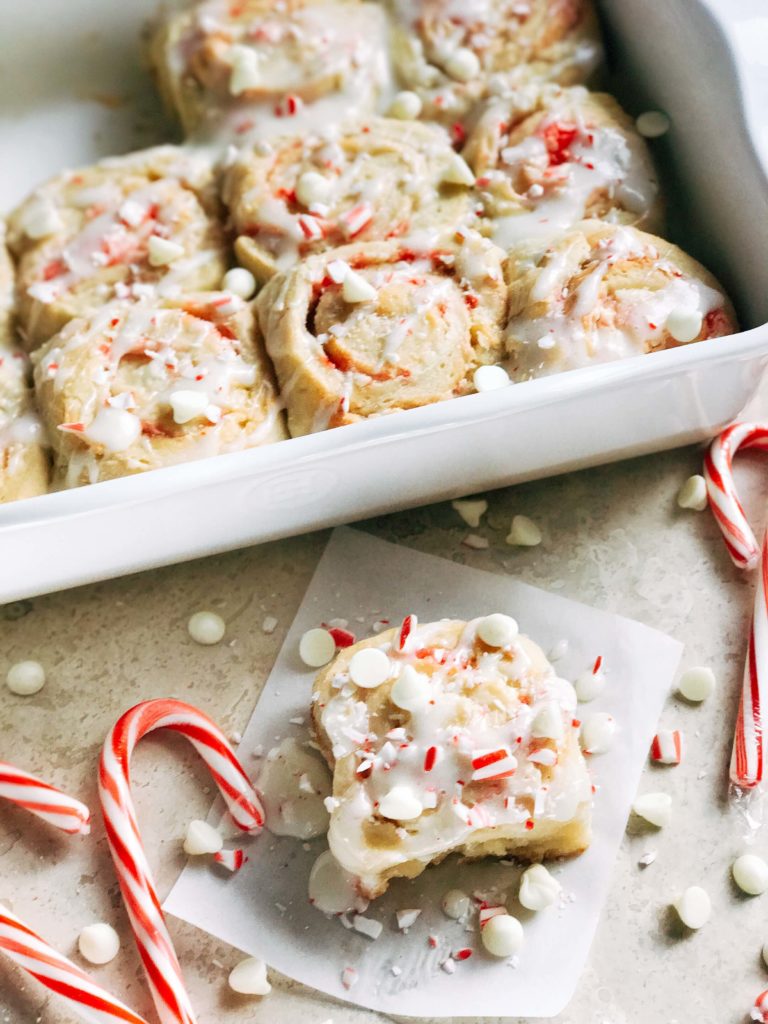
387, 90, 423, 119
342, 269, 378, 304
6, 660, 46, 696
223, 267, 256, 300
519, 864, 561, 911
444, 47, 481, 82
473, 364, 511, 392
441, 153, 475, 187
632, 792, 672, 828
481, 914, 524, 957
442, 889, 470, 920
506, 515, 542, 547
187, 611, 226, 645
349, 648, 391, 689
579, 713, 616, 754
666, 308, 703, 344
83, 407, 141, 452
673, 886, 710, 929
169, 390, 209, 425
677, 666, 715, 702
531, 702, 564, 741
452, 498, 488, 528
299, 628, 336, 668
390, 664, 430, 712
148, 235, 185, 266
229, 45, 261, 96
733, 854, 768, 895
477, 613, 519, 648
183, 819, 223, 855
327, 259, 350, 284
228, 957, 271, 996
78, 923, 120, 965
677, 474, 708, 511
379, 785, 422, 821
636, 110, 671, 138
296, 171, 332, 208
21, 198, 63, 240
574, 668, 606, 703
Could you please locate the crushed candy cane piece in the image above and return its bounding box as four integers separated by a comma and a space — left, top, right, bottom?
397, 614, 417, 651
478, 905, 507, 928
262, 616, 278, 634
396, 909, 421, 931
441, 957, 456, 974
471, 747, 517, 782
352, 914, 383, 940
214, 848, 246, 872
328, 627, 356, 648
651, 729, 683, 765
341, 966, 358, 990
638, 850, 657, 867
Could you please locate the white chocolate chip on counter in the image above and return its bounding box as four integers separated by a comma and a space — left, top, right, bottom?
579, 713, 616, 754
348, 648, 391, 689
506, 515, 542, 547
519, 864, 561, 911
228, 45, 261, 96
6, 660, 46, 696
228, 956, 271, 996
677, 474, 708, 511
473, 364, 511, 392
636, 110, 671, 138
477, 613, 519, 648
442, 889, 470, 920
169, 390, 209, 425
666, 308, 703, 344
732, 854, 768, 896
451, 498, 488, 528
677, 666, 715, 702
183, 819, 223, 856
296, 171, 332, 208
444, 47, 481, 82
342, 268, 378, 304
309, 849, 368, 915
441, 152, 475, 187
390, 664, 430, 712
187, 611, 226, 646
673, 886, 711, 930
632, 792, 672, 828
148, 235, 185, 266
299, 628, 336, 668
78, 923, 120, 965
378, 785, 422, 821
387, 90, 423, 119
223, 267, 256, 300
481, 914, 524, 957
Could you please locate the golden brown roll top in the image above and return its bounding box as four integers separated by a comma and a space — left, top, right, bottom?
504, 220, 738, 380
7, 146, 227, 351
464, 84, 663, 246
33, 292, 286, 487
256, 234, 507, 436
223, 117, 479, 283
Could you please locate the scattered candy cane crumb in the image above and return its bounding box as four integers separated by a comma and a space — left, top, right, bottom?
638, 851, 657, 868
441, 958, 456, 974
506, 515, 542, 547
341, 966, 358, 990
396, 909, 421, 931
677, 474, 708, 511
650, 729, 683, 765
213, 848, 246, 873
352, 914, 383, 940
462, 533, 489, 550
391, 965, 402, 977
262, 616, 278, 634
452, 498, 488, 528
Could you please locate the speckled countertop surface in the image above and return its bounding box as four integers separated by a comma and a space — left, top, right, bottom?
3, 386, 768, 1024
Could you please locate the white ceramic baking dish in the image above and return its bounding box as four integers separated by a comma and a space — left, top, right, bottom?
1, 0, 767, 603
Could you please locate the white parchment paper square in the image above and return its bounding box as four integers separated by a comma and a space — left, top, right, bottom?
165, 526, 682, 1018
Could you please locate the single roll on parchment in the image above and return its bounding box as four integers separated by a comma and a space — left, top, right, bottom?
150, 0, 392, 140
388, 0, 603, 125
33, 293, 287, 488
7, 146, 227, 350
464, 84, 663, 248
256, 233, 507, 436
504, 220, 738, 381
223, 117, 478, 284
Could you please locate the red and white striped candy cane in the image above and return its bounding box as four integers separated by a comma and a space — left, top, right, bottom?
99, 699, 264, 1024
0, 760, 91, 835
0, 904, 149, 1024
704, 421, 768, 571
704, 423, 768, 789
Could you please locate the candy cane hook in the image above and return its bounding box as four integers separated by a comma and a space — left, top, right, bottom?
0, 760, 91, 835
98, 699, 264, 1024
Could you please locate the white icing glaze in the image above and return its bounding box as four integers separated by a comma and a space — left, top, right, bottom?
257, 737, 331, 840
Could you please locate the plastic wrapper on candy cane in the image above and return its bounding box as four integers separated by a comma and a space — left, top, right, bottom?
704, 423, 768, 794
0, 763, 149, 1024
98, 699, 265, 1024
